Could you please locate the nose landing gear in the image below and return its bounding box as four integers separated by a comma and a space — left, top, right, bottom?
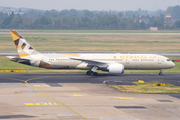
159, 69, 164, 76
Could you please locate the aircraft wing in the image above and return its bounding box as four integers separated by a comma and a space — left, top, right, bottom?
70, 58, 108, 68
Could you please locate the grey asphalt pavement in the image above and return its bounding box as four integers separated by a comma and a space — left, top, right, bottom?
1, 51, 180, 57
1, 32, 180, 35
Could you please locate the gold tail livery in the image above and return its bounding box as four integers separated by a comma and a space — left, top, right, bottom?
7, 30, 175, 76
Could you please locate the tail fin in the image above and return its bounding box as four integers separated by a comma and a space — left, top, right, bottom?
9, 30, 39, 58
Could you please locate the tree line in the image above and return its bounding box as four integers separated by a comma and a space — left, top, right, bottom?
0, 5, 180, 30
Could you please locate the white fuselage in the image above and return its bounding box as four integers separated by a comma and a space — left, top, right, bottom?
8, 30, 175, 75
31, 53, 175, 70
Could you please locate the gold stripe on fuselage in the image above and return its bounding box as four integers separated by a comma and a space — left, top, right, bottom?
59, 53, 79, 57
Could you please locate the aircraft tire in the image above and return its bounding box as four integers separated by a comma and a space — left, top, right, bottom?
90, 71, 94, 76
159, 72, 163, 76
93, 72, 98, 76
86, 71, 91, 75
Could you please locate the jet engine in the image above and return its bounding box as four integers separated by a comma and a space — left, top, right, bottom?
107, 63, 124, 74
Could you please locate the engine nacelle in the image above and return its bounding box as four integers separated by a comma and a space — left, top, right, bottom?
107, 63, 124, 74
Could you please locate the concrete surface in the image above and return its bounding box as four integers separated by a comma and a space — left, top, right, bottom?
0, 73, 180, 120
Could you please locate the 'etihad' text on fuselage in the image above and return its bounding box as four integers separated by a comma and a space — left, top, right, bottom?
120, 55, 148, 59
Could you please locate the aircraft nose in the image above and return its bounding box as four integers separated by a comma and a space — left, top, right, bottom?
166, 61, 175, 68
172, 62, 175, 67
170, 62, 175, 68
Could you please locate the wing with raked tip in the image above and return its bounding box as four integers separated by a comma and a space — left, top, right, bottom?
70, 58, 108, 68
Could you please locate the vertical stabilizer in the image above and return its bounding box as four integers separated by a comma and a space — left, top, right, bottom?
9, 30, 39, 58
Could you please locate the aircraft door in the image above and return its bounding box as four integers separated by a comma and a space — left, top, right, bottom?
126, 59, 130, 64
158, 57, 162, 64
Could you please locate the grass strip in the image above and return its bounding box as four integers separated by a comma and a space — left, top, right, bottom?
109, 82, 180, 93
1, 34, 180, 52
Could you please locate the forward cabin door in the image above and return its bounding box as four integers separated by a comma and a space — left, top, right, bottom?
158, 57, 162, 64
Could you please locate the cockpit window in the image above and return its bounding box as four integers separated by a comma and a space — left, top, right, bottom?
167, 59, 171, 61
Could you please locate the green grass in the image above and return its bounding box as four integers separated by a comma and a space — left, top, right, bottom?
1, 33, 180, 52
109, 82, 180, 93
0, 56, 180, 73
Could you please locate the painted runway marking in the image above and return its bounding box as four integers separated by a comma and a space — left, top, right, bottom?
65, 94, 84, 97
0, 76, 87, 120
55, 114, 74, 116
33, 85, 50, 87
115, 97, 135, 100
24, 103, 35, 105
25, 102, 58, 105
27, 90, 38, 92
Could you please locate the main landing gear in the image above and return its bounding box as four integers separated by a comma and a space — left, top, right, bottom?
159, 69, 164, 76
86, 71, 98, 76
86, 66, 99, 76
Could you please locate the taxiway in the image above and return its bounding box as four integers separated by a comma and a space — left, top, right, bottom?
0, 73, 180, 120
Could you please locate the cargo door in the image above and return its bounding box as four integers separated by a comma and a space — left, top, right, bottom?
126, 59, 130, 64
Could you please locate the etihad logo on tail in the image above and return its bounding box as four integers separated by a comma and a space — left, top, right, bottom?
9, 30, 38, 58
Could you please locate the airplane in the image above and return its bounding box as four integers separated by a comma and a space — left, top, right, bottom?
7, 30, 175, 76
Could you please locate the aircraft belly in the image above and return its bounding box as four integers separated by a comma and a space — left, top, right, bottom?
76, 62, 91, 70
50, 61, 81, 69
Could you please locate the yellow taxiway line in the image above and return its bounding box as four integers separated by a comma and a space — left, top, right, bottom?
0, 76, 87, 120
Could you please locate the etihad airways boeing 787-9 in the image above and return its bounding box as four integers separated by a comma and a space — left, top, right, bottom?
7, 30, 175, 76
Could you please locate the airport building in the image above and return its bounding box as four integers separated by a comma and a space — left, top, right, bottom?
164, 14, 173, 28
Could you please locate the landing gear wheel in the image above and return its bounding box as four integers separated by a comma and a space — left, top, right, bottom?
90, 71, 94, 76
159, 72, 163, 76
93, 72, 98, 76
86, 71, 91, 75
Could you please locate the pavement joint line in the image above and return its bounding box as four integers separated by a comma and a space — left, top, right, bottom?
114, 97, 135, 100
25, 76, 87, 120
0, 77, 25, 82
25, 76, 54, 82
0, 76, 87, 120
28, 84, 87, 120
